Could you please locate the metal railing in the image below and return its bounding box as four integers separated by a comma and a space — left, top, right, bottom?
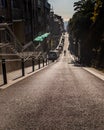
0, 57, 50, 86
0, 23, 23, 58
0, 23, 46, 61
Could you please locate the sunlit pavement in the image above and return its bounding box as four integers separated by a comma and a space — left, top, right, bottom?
0, 61, 52, 87
0, 33, 104, 130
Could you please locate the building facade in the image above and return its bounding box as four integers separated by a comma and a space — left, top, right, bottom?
0, 0, 64, 54
49, 10, 64, 50
0, 0, 50, 47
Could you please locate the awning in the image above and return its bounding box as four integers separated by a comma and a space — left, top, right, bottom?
34, 36, 44, 42
33, 33, 50, 42
41, 33, 50, 38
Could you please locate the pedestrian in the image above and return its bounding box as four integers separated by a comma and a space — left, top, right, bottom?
64, 50, 66, 56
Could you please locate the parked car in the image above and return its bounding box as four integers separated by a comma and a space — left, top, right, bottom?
48, 50, 59, 62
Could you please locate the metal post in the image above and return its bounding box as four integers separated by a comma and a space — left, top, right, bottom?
2, 59, 7, 84
43, 58, 44, 67
21, 58, 25, 76
46, 58, 47, 66
32, 58, 35, 72
38, 58, 40, 69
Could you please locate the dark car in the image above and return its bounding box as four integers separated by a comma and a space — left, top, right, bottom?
48, 50, 59, 62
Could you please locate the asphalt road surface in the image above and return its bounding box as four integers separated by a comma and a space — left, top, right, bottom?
0, 34, 104, 130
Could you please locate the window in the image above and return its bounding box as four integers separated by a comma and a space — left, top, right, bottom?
1, 0, 7, 8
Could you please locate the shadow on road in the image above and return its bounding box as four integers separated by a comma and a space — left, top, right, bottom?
68, 60, 85, 67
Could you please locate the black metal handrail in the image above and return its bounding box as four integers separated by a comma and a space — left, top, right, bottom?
0, 57, 49, 86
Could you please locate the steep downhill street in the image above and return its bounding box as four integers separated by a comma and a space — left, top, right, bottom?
0, 34, 104, 130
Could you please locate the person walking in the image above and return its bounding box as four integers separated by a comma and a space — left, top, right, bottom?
64, 50, 66, 56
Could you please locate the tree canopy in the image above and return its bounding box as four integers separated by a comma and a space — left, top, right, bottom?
68, 0, 104, 67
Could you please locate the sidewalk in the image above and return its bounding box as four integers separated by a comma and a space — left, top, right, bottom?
0, 61, 52, 89
70, 53, 104, 81
0, 35, 64, 89
83, 67, 104, 81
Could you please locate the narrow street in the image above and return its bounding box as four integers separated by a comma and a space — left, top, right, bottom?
0, 34, 104, 130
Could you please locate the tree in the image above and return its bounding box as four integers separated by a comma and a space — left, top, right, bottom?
68, 0, 104, 67
89, 0, 104, 68
68, 0, 95, 64
91, 0, 103, 22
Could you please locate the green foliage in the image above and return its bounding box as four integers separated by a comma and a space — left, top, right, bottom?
68, 0, 95, 64
68, 0, 94, 40
68, 0, 104, 67
91, 0, 103, 22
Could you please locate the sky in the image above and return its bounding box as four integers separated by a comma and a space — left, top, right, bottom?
48, 0, 78, 21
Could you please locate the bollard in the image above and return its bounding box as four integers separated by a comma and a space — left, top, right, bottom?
47, 58, 49, 64
32, 58, 35, 72
38, 58, 40, 69
46, 58, 47, 66
43, 58, 44, 67
2, 59, 7, 84
21, 58, 25, 76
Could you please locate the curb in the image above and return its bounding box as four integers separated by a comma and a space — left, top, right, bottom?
70, 54, 104, 81
83, 67, 104, 81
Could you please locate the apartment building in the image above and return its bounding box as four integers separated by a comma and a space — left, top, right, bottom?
0, 0, 50, 46
49, 11, 64, 49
